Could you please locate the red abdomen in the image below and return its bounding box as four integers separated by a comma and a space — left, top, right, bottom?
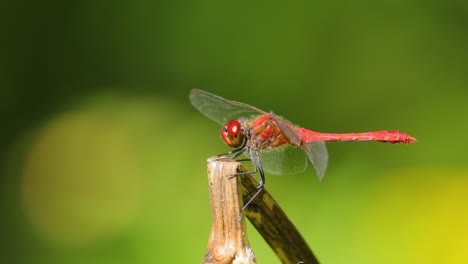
298, 129, 416, 144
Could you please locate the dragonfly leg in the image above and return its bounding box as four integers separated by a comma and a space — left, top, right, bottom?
223, 150, 266, 215
226, 150, 258, 179
230, 148, 247, 159
230, 148, 251, 162
240, 151, 266, 213
211, 147, 244, 158
211, 137, 248, 159
228, 170, 255, 178
240, 184, 264, 213
214, 146, 252, 165
225, 149, 258, 179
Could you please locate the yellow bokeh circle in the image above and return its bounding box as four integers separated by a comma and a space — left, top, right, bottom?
22, 111, 143, 247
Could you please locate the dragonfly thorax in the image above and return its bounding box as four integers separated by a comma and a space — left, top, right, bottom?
221, 119, 246, 148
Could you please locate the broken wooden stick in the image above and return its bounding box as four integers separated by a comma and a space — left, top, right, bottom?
201, 158, 256, 264
201, 158, 319, 264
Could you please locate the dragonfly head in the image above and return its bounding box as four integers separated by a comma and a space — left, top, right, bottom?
221, 119, 245, 148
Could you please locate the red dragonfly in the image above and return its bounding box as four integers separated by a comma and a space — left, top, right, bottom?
190, 89, 416, 209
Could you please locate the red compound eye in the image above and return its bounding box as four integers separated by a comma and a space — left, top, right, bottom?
227, 119, 241, 135
220, 119, 244, 148
220, 125, 232, 147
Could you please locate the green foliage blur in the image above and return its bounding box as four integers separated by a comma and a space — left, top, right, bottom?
2, 1, 467, 263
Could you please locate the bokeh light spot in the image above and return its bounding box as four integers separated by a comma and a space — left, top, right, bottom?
22, 111, 143, 247
355, 168, 468, 263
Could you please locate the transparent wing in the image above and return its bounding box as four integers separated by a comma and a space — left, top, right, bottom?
272, 114, 328, 181
302, 141, 328, 182
271, 114, 302, 146
259, 145, 308, 175
190, 89, 267, 125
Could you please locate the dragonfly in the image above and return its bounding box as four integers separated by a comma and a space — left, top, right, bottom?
190, 89, 416, 210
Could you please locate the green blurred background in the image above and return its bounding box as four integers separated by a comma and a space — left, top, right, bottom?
2, 0, 467, 263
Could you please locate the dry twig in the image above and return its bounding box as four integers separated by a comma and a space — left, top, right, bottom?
201, 158, 319, 264
201, 158, 256, 264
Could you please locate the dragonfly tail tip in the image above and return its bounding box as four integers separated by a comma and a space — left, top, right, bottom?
406, 135, 417, 144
